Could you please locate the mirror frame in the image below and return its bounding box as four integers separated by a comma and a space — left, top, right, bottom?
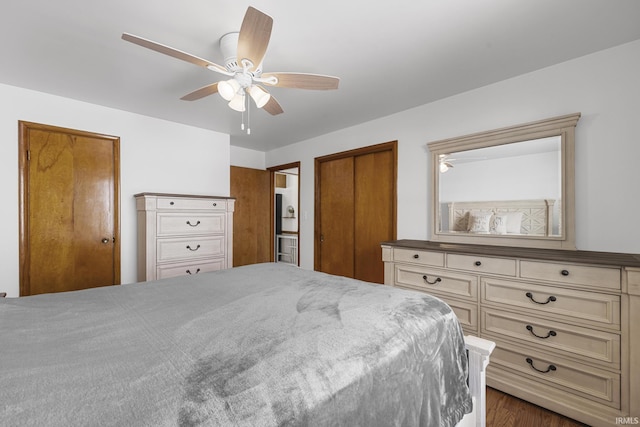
428, 113, 581, 250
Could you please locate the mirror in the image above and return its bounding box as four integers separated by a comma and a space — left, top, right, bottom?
428, 113, 580, 250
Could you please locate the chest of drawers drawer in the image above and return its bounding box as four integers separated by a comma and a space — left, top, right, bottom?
394, 264, 478, 300
156, 197, 227, 211
157, 259, 225, 279
520, 260, 620, 290
488, 339, 621, 409
481, 308, 620, 368
157, 236, 225, 263
157, 213, 225, 236
393, 248, 444, 267
443, 298, 478, 334
482, 278, 620, 329
447, 253, 517, 276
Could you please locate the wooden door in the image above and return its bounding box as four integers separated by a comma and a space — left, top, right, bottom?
317, 157, 355, 277
315, 141, 396, 283
19, 122, 120, 296
354, 150, 394, 283
230, 166, 271, 266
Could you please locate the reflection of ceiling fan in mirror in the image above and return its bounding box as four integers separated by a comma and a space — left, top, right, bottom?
122, 6, 340, 133
439, 154, 455, 173
439, 153, 489, 172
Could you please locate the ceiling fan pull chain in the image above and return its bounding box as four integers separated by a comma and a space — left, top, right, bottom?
247, 94, 251, 135
241, 99, 246, 131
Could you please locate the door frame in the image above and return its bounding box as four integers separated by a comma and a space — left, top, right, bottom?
18, 121, 121, 296
314, 141, 398, 272
268, 161, 300, 265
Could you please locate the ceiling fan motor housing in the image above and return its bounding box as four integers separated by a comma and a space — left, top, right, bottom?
219, 32, 240, 71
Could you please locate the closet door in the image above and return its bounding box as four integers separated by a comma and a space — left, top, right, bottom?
315, 141, 396, 284
317, 157, 355, 277
354, 149, 394, 283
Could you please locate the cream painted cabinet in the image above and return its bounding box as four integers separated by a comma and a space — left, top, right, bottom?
382, 240, 640, 427
135, 193, 235, 281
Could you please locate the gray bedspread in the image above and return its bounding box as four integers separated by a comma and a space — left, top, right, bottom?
0, 263, 471, 427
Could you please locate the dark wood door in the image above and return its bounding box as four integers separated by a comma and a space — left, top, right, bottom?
315, 141, 396, 283
318, 157, 355, 277
354, 149, 394, 283
230, 166, 271, 266
19, 122, 120, 296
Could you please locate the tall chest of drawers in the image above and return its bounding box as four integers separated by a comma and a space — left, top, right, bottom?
382, 240, 640, 427
135, 193, 235, 281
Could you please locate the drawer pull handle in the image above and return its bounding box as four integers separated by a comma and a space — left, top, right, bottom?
186, 244, 201, 251
413, 254, 419, 259
212, 202, 217, 207
170, 201, 175, 205
526, 325, 557, 339
186, 268, 201, 275
186, 220, 201, 227
560, 269, 569, 276
526, 357, 557, 374
422, 275, 442, 285
525, 292, 556, 305
474, 261, 482, 266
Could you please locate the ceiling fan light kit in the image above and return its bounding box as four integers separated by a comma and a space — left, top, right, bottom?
228, 92, 246, 112
122, 6, 340, 134
247, 85, 270, 108
218, 79, 240, 101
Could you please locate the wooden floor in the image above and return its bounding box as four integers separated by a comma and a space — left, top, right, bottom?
486, 388, 589, 427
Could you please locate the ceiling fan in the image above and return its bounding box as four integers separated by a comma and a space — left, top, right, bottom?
122, 6, 339, 130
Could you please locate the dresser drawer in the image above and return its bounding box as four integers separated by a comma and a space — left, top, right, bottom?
156, 197, 227, 211
157, 236, 225, 263
157, 213, 225, 236
447, 253, 516, 276
487, 340, 621, 408
393, 248, 444, 267
481, 308, 620, 367
442, 297, 478, 334
482, 278, 620, 329
157, 259, 225, 279
394, 265, 478, 300
520, 260, 621, 291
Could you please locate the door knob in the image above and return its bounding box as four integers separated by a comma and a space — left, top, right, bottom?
101, 238, 110, 244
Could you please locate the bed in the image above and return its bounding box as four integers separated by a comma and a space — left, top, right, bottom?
0, 263, 494, 427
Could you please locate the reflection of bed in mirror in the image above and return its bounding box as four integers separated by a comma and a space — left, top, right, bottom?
441, 199, 560, 236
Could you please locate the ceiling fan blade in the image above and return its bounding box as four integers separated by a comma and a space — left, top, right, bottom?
261, 72, 339, 90
180, 82, 220, 101
262, 95, 284, 115
122, 33, 229, 75
237, 7, 273, 71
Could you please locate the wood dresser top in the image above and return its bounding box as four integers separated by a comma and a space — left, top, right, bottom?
134, 192, 236, 200
382, 240, 640, 268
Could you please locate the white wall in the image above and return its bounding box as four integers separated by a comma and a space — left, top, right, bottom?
230, 145, 265, 169
266, 39, 640, 270
0, 83, 230, 297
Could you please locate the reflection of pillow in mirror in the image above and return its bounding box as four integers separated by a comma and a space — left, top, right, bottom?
493, 214, 508, 234
468, 212, 493, 233
505, 212, 524, 233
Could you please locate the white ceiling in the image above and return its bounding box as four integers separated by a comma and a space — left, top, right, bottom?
2, 1, 640, 152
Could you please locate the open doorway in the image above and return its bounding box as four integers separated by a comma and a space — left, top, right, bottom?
269, 162, 300, 266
